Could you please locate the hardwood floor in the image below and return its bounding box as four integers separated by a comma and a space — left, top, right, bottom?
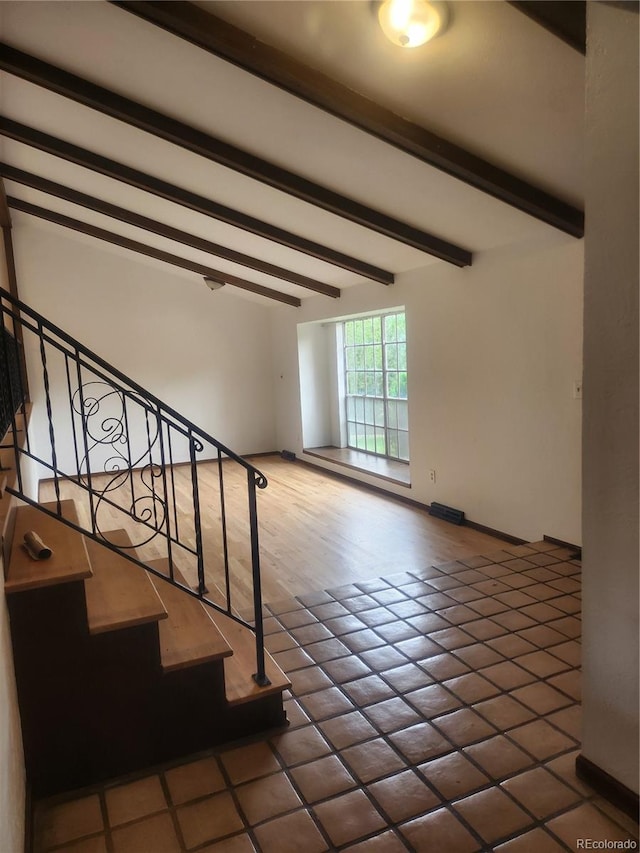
39, 455, 510, 612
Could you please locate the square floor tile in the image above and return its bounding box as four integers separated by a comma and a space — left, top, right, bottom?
111, 812, 180, 853
321, 655, 371, 683
452, 643, 505, 669
271, 725, 332, 767
372, 621, 419, 644
544, 751, 595, 797
289, 666, 334, 696
290, 754, 357, 802
324, 615, 367, 636
235, 772, 302, 825
507, 719, 578, 760
359, 645, 409, 672
368, 769, 440, 822
453, 787, 534, 844
389, 723, 454, 763
438, 605, 479, 625
319, 710, 378, 750
493, 827, 569, 852
220, 742, 281, 785
39, 796, 104, 848
460, 618, 508, 641
394, 635, 443, 660
273, 647, 316, 671
516, 625, 567, 649
177, 792, 244, 849
419, 751, 490, 800
342, 675, 396, 706
342, 829, 408, 851
547, 670, 581, 702
514, 650, 570, 678
283, 698, 311, 729
419, 653, 470, 680
491, 611, 538, 632
429, 627, 475, 651
432, 708, 497, 747
342, 739, 406, 783
546, 803, 638, 848
310, 601, 350, 620
265, 631, 299, 653
472, 695, 536, 730
342, 629, 387, 653
105, 776, 166, 827
279, 610, 319, 630
406, 613, 450, 633
479, 661, 537, 690
443, 673, 500, 703
305, 638, 352, 664
510, 683, 573, 715
299, 686, 355, 721
501, 767, 581, 818
363, 696, 422, 733
165, 757, 226, 806
463, 735, 534, 780
486, 635, 539, 659
380, 663, 432, 692
313, 790, 386, 847
253, 809, 328, 853
545, 705, 581, 740
358, 607, 398, 628
405, 683, 462, 716
399, 807, 481, 853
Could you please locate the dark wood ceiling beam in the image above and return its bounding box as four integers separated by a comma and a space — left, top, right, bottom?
0, 179, 11, 227
508, 2, 586, 54
0, 117, 392, 285
0, 43, 472, 267
0, 163, 340, 298
112, 0, 584, 239
7, 196, 302, 307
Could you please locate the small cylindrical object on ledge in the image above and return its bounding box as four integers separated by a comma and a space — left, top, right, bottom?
23, 530, 53, 560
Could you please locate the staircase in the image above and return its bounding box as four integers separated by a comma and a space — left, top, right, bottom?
4, 498, 289, 797
0, 288, 290, 797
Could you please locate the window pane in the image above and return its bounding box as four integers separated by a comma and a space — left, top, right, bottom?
384, 314, 397, 342
363, 317, 374, 343
373, 317, 382, 343
346, 397, 355, 420
386, 400, 397, 429
347, 373, 357, 395
374, 344, 383, 370
354, 346, 365, 369
365, 346, 374, 370
398, 343, 407, 370
364, 397, 374, 424
387, 372, 399, 398
375, 372, 384, 397
375, 427, 386, 453
398, 431, 410, 461
347, 422, 357, 446
396, 313, 406, 342
385, 343, 397, 370
346, 348, 355, 371
399, 372, 407, 399
357, 372, 366, 395
374, 399, 385, 426
387, 429, 399, 458
397, 400, 408, 430
344, 321, 354, 346
354, 320, 364, 345
355, 396, 365, 422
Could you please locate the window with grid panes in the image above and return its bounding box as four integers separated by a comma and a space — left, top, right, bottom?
343, 311, 409, 461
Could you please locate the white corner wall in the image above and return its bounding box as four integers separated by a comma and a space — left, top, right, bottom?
12, 219, 277, 473
581, 3, 639, 795
272, 233, 583, 544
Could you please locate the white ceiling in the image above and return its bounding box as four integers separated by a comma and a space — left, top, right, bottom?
0, 0, 585, 305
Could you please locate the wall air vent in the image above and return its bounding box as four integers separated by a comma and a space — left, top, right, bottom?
429, 502, 465, 525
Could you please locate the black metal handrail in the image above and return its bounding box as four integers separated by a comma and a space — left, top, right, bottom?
0, 287, 270, 685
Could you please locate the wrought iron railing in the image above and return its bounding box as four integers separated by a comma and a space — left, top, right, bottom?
0, 287, 270, 685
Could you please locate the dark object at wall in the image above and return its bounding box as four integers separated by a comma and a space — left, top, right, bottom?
429, 502, 465, 525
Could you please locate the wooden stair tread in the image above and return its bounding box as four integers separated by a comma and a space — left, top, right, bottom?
207, 608, 291, 705
84, 530, 168, 635
5, 500, 91, 593
147, 559, 232, 673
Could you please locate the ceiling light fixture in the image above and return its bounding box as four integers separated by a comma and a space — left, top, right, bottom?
378, 0, 445, 48
204, 277, 226, 291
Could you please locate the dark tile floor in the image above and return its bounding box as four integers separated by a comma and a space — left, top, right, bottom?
34, 541, 639, 852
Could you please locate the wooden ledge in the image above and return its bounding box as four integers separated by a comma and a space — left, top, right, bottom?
5, 500, 91, 593
84, 530, 168, 635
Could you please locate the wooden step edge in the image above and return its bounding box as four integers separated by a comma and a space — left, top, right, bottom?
146, 559, 233, 673
5, 500, 92, 593
84, 530, 168, 635
204, 608, 291, 706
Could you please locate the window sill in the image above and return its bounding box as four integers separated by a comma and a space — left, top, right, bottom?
303, 446, 411, 487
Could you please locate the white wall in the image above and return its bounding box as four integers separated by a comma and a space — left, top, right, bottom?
0, 232, 26, 853
272, 233, 583, 544
12, 219, 277, 475
297, 322, 333, 449
581, 3, 639, 795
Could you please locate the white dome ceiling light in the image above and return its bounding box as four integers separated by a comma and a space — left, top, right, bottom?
378, 0, 447, 48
